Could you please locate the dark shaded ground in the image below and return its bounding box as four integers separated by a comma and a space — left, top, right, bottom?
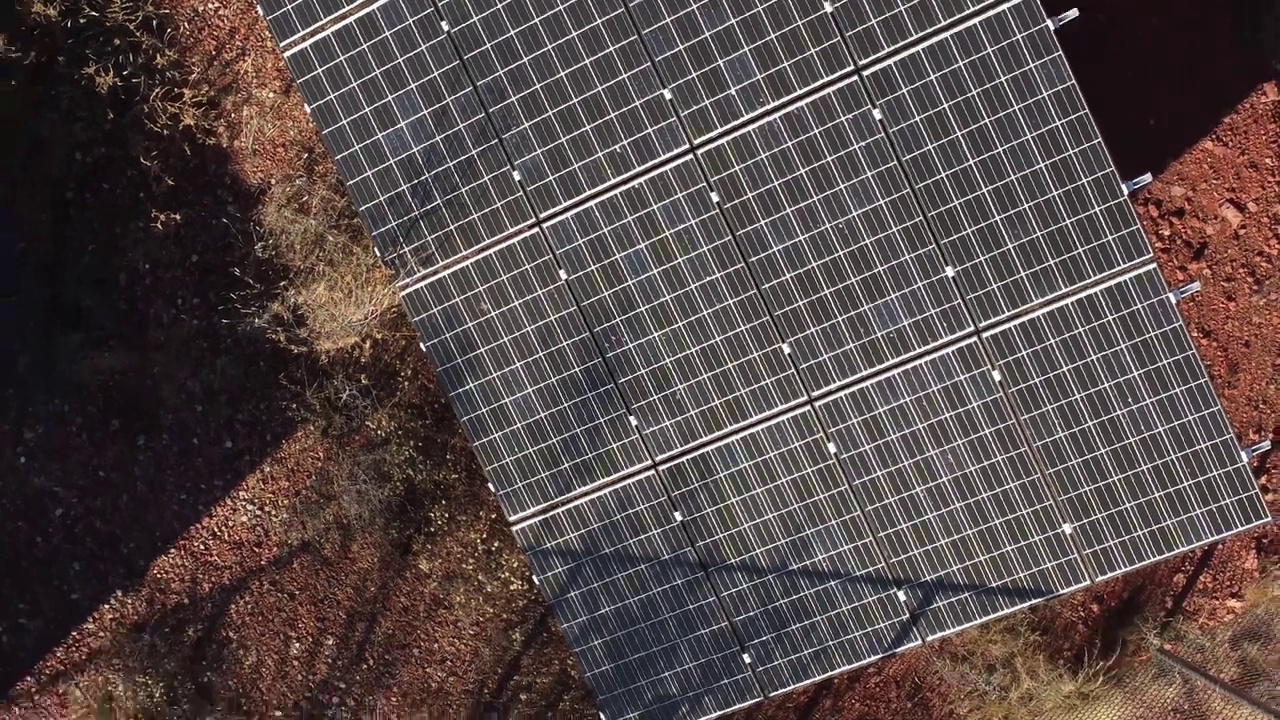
1042, 0, 1275, 178
0, 3, 300, 692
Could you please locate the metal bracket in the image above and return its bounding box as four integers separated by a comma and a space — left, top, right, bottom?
1170, 280, 1202, 302
1123, 172, 1154, 195
1242, 439, 1273, 461
1048, 8, 1080, 29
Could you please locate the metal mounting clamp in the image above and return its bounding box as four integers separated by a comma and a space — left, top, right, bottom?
1123, 172, 1154, 195
1170, 280, 1202, 302
1048, 8, 1080, 29
1242, 439, 1273, 461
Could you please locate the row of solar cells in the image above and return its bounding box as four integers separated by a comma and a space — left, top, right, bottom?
511, 265, 1267, 720
397, 0, 1155, 520
271, 0, 1096, 285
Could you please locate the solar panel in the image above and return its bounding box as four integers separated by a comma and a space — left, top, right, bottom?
403, 230, 648, 519
628, 0, 853, 142
284, 0, 532, 281
862, 0, 1151, 326
817, 340, 1088, 639
544, 157, 804, 459
833, 0, 990, 63
513, 472, 761, 720
263, 0, 1274, 712
984, 265, 1271, 580
700, 74, 971, 396
660, 409, 917, 694
436, 0, 688, 217
258, 0, 360, 47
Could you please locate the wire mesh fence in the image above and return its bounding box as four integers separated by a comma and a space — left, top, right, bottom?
1045, 580, 1280, 720
921, 567, 1278, 720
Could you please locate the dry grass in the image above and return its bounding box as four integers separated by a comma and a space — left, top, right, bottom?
932, 612, 1114, 720
27, 0, 214, 144
252, 176, 397, 357
932, 571, 1280, 720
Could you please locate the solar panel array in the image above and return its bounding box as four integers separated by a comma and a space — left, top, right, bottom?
283, 1, 531, 279
266, 0, 1273, 716
984, 266, 1270, 580
862, 0, 1151, 325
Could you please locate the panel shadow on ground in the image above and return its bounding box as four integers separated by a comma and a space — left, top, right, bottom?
403, 230, 648, 519
283, 0, 531, 281
514, 472, 761, 720
984, 265, 1271, 580
700, 74, 970, 396
862, 0, 1151, 326
660, 409, 917, 694
817, 340, 1089, 639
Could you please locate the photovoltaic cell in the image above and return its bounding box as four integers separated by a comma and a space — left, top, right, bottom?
660, 410, 916, 694
258, 0, 361, 47
863, 0, 1151, 326
984, 266, 1271, 580
403, 230, 648, 519
833, 0, 989, 62
701, 75, 970, 395
628, 0, 852, 141
817, 340, 1088, 639
514, 473, 761, 720
284, 0, 531, 281
437, 0, 687, 216
545, 158, 804, 459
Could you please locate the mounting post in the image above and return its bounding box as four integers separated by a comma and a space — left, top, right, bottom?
1170, 280, 1202, 302
1242, 439, 1273, 461
1048, 8, 1080, 29
1123, 172, 1154, 195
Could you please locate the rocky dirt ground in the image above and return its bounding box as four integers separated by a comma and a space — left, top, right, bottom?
1, 0, 1276, 718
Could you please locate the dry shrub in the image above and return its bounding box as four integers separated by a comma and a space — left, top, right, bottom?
254, 175, 396, 356
25, 0, 214, 143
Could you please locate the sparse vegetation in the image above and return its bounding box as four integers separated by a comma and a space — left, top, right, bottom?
933, 612, 1115, 720
929, 571, 1280, 720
